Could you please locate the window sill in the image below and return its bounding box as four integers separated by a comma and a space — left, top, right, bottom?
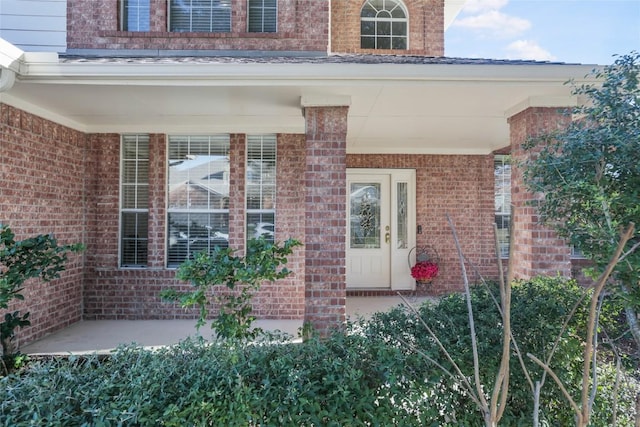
100, 31, 285, 39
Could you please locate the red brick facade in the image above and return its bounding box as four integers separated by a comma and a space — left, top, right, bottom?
0, 1, 584, 345
331, 0, 445, 56
508, 107, 572, 279
66, 0, 444, 56
303, 106, 349, 335
67, 0, 329, 53
1, 100, 584, 344
347, 153, 497, 295
0, 104, 86, 347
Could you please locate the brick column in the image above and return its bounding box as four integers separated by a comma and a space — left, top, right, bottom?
508, 106, 572, 279
302, 103, 349, 337
147, 134, 166, 269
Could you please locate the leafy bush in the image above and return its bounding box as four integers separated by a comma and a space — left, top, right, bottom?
0, 335, 428, 426
161, 237, 302, 340
0, 224, 83, 372
0, 276, 637, 426
361, 276, 638, 426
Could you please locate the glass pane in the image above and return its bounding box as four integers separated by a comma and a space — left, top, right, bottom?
247, 212, 275, 243
361, 4, 377, 18
392, 21, 406, 36
168, 135, 230, 210
211, 9, 231, 32
392, 36, 406, 50
377, 21, 391, 36
262, 8, 277, 32
122, 160, 137, 183
124, 0, 150, 31
167, 212, 229, 267
248, 8, 263, 32
390, 5, 406, 18
361, 21, 374, 36
495, 214, 511, 258
369, 0, 384, 10
361, 36, 375, 49
121, 212, 148, 266
350, 183, 381, 249
377, 36, 391, 49
396, 182, 408, 249
494, 155, 512, 258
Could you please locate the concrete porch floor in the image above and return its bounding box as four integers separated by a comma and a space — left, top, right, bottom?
21, 296, 431, 355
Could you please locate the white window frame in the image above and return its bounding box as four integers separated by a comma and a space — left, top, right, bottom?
360, 0, 408, 50
246, 135, 276, 243
168, 0, 232, 32
248, 0, 277, 33
120, 134, 150, 268
166, 135, 230, 268
121, 0, 151, 31
494, 154, 511, 258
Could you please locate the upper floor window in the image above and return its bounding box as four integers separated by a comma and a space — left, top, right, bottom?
120, 135, 149, 267
360, 0, 408, 50
167, 135, 230, 267
169, 0, 232, 32
494, 155, 511, 258
121, 0, 150, 31
248, 0, 277, 33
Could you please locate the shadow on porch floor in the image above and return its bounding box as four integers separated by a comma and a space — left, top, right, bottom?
21, 296, 433, 355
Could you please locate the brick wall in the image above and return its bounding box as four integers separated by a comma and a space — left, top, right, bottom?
331, 0, 444, 56
508, 107, 572, 279
83, 132, 307, 320
347, 153, 498, 295
67, 0, 329, 53
303, 106, 349, 336
0, 104, 87, 347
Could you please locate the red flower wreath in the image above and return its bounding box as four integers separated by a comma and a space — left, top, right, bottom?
410, 261, 439, 282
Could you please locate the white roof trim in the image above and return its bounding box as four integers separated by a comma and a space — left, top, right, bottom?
17, 61, 599, 88
0, 38, 25, 73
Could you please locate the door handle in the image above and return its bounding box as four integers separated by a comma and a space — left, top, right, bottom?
385, 232, 391, 243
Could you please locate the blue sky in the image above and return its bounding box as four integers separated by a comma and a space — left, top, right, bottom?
445, 0, 640, 65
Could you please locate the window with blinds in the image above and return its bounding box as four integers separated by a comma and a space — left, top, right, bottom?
120, 135, 149, 267
494, 155, 511, 258
246, 135, 276, 243
167, 135, 230, 268
121, 0, 150, 31
169, 0, 232, 32
248, 0, 277, 33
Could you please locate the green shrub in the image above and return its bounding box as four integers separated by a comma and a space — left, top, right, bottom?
0, 335, 429, 426
0, 224, 83, 373
361, 276, 638, 426
0, 276, 637, 426
161, 237, 302, 340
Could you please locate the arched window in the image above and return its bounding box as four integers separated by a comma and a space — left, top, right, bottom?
360, 0, 408, 50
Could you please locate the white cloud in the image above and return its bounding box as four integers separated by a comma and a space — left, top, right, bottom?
452, 10, 531, 38
505, 40, 557, 61
462, 0, 509, 14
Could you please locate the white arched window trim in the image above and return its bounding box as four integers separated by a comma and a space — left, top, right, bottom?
360, 0, 409, 50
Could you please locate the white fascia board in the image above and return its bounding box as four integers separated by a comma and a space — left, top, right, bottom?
18, 61, 601, 87
0, 38, 25, 72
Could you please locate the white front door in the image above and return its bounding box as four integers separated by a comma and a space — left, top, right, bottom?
346, 169, 416, 290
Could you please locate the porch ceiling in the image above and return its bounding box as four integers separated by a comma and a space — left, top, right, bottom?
1, 54, 598, 155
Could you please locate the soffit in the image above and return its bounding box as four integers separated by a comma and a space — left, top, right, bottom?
2, 55, 598, 155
